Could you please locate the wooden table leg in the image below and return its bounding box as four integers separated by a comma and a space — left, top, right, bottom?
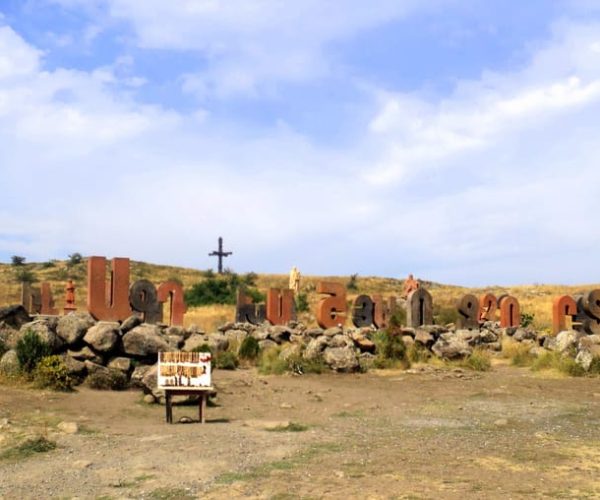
166, 392, 172, 424
199, 393, 206, 424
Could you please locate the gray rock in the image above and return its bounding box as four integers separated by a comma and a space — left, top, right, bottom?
402, 335, 415, 347
107, 357, 131, 373
130, 364, 152, 388
166, 335, 185, 350
323, 347, 359, 372
414, 329, 434, 347
0, 305, 31, 329
323, 327, 343, 337
0, 350, 19, 375
61, 355, 86, 378
268, 326, 292, 343
454, 329, 481, 346
304, 336, 329, 360
83, 322, 119, 352
84, 360, 106, 374
554, 330, 584, 354
218, 322, 236, 332
513, 328, 537, 342
123, 324, 170, 357
579, 335, 600, 350
252, 328, 270, 341
329, 334, 353, 349
141, 363, 158, 393
120, 315, 142, 334
401, 327, 416, 337
183, 333, 229, 353
305, 328, 324, 338
57, 312, 96, 345
225, 329, 248, 346
480, 330, 498, 343
432, 338, 472, 360
68, 346, 102, 363
576, 349, 594, 371
19, 320, 64, 353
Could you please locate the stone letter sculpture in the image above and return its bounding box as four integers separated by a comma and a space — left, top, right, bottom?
406, 287, 433, 328
457, 294, 479, 330
552, 295, 577, 334
372, 295, 396, 329
352, 295, 374, 328
266, 288, 295, 325
235, 288, 266, 325
157, 281, 187, 327
499, 295, 520, 328
129, 279, 163, 324
479, 293, 497, 322
87, 256, 132, 322
316, 282, 347, 328
40, 283, 58, 315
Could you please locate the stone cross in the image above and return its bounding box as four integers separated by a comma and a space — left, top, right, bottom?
209, 237, 232, 274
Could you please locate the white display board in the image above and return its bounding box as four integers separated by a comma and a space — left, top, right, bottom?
158, 351, 211, 389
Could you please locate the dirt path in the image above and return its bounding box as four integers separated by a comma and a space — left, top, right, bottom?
2, 364, 600, 499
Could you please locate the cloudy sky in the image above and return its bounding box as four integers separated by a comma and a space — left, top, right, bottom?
1, 0, 599, 285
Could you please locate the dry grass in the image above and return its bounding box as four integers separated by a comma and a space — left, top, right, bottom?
1, 260, 599, 332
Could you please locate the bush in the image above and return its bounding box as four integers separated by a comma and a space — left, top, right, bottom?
14, 268, 36, 284
185, 272, 264, 306
87, 369, 129, 390
461, 349, 491, 372
214, 351, 239, 370
346, 274, 359, 291
372, 330, 410, 369
433, 305, 460, 326
286, 353, 327, 375
239, 336, 260, 360
16, 330, 51, 374
10, 255, 25, 266
295, 292, 310, 313
258, 347, 288, 375
521, 312, 535, 328
407, 343, 431, 363
67, 252, 83, 267
531, 351, 586, 377
34, 356, 73, 391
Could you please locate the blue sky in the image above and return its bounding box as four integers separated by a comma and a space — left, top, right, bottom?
1, 0, 600, 286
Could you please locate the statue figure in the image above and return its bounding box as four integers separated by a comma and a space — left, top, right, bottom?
402, 273, 419, 299
289, 266, 301, 293
64, 279, 77, 314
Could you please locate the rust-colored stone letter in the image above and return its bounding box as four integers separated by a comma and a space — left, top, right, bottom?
552, 295, 577, 334
316, 282, 347, 329
372, 295, 396, 329
499, 295, 521, 328
479, 293, 497, 322
87, 256, 132, 321
40, 282, 58, 315
266, 288, 295, 325
457, 294, 479, 330
157, 281, 187, 327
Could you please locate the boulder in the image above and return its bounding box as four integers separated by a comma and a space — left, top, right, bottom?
84, 360, 106, 374
0, 323, 19, 350
141, 363, 158, 393
130, 364, 153, 388
414, 329, 435, 347
402, 335, 415, 347
0, 305, 31, 329
575, 349, 594, 371
480, 330, 498, 343
329, 334, 353, 349
183, 333, 229, 353
513, 328, 537, 342
83, 322, 119, 353
432, 337, 472, 360
323, 347, 359, 372
352, 336, 376, 353
108, 357, 132, 373
120, 315, 142, 334
305, 328, 324, 338
279, 343, 302, 361
122, 324, 170, 357
554, 330, 584, 354
68, 346, 102, 363
19, 320, 64, 353
252, 328, 270, 341
323, 327, 343, 337
454, 329, 481, 346
0, 350, 19, 375
268, 326, 292, 344
57, 312, 96, 345
61, 355, 87, 378
225, 329, 248, 346
579, 335, 600, 350
304, 336, 329, 360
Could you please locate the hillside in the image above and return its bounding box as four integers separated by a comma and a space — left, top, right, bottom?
0, 259, 597, 332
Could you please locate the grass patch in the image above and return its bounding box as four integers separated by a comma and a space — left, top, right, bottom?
148, 487, 195, 500
502, 338, 535, 367
0, 436, 56, 461
258, 347, 326, 375
461, 349, 491, 372
266, 422, 308, 432
531, 351, 585, 377
407, 343, 431, 363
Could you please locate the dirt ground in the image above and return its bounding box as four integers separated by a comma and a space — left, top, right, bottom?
2, 362, 600, 499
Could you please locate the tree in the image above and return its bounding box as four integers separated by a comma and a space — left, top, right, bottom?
67, 253, 83, 267
11, 255, 26, 266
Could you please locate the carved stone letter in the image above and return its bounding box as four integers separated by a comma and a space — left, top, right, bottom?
479, 293, 498, 322
406, 287, 433, 328
457, 294, 479, 330
87, 256, 132, 322
21, 283, 41, 314
235, 288, 266, 325
316, 282, 347, 329
352, 295, 374, 328
552, 295, 577, 334
372, 295, 396, 329
130, 279, 162, 324
499, 295, 520, 328
157, 281, 187, 327
266, 288, 295, 325
40, 282, 58, 315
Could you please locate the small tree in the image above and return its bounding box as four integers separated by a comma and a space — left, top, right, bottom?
347, 273, 359, 291
67, 253, 83, 267
11, 255, 26, 266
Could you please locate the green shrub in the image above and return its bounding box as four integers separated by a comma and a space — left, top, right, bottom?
407, 343, 431, 363
588, 357, 600, 374
34, 356, 73, 391
257, 347, 326, 375
184, 272, 264, 306
258, 347, 288, 375
214, 351, 239, 370
238, 336, 260, 360
287, 353, 327, 374
388, 308, 406, 330
16, 330, 50, 374
372, 330, 410, 369
295, 292, 310, 313
521, 312, 535, 328
433, 306, 460, 326
461, 349, 491, 372
346, 274, 359, 291
558, 357, 585, 377
87, 369, 129, 390
531, 351, 586, 377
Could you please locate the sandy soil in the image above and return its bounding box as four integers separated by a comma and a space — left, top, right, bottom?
2, 363, 600, 499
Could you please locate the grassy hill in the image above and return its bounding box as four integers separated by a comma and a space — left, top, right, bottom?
0, 259, 597, 332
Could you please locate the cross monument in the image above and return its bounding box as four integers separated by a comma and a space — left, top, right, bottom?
209, 237, 232, 274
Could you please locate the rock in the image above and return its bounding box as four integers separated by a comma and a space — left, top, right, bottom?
513, 328, 537, 342
304, 336, 329, 360
414, 329, 435, 347
225, 329, 248, 346
494, 419, 508, 427
305, 328, 324, 338
107, 357, 131, 373
84, 360, 106, 374
120, 315, 142, 334
323, 347, 359, 372
280, 402, 293, 409
0, 323, 19, 350
480, 330, 498, 343
57, 312, 96, 345
0, 350, 19, 375
268, 326, 292, 343
122, 324, 170, 357
259, 339, 278, 351
218, 322, 236, 332
61, 355, 87, 378
0, 305, 31, 329
418, 325, 447, 337
329, 334, 353, 349
19, 320, 64, 353
579, 335, 600, 350
454, 329, 481, 346
57, 421, 79, 434
352, 336, 376, 353
323, 327, 343, 337
83, 322, 119, 352
402, 335, 415, 347
68, 346, 102, 363
141, 364, 158, 393
179, 416, 193, 424
432, 337, 472, 360
576, 349, 594, 371
400, 327, 416, 338
166, 335, 185, 349
554, 330, 584, 354
143, 394, 156, 404
252, 328, 270, 341
72, 460, 92, 470
130, 364, 153, 388
358, 352, 376, 371
183, 333, 229, 353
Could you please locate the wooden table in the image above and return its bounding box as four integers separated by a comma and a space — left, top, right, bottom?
164, 387, 215, 424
